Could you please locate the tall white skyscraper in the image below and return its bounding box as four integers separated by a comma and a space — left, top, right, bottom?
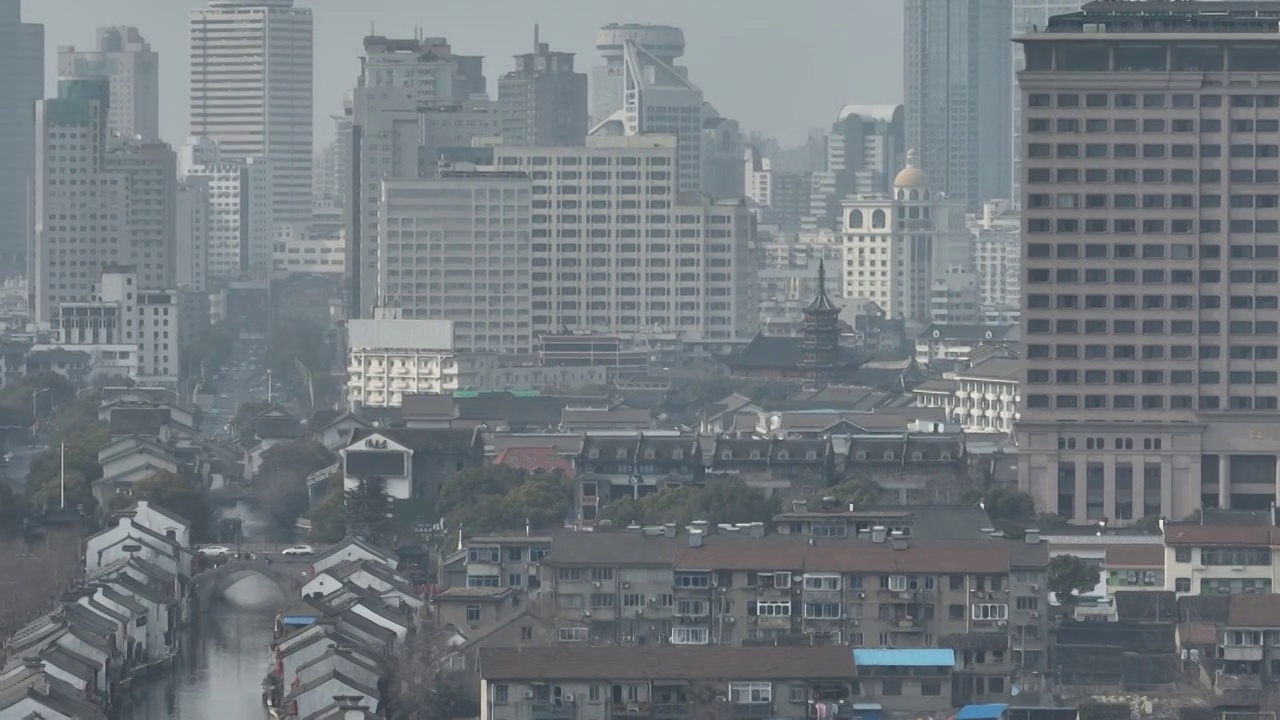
189, 0, 313, 223
0, 0, 43, 273
58, 26, 160, 142
181, 146, 273, 281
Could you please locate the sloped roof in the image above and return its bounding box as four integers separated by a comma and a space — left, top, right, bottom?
918, 323, 1015, 342
348, 427, 478, 454
479, 645, 855, 682
1227, 593, 1280, 628
282, 669, 377, 704
108, 407, 168, 436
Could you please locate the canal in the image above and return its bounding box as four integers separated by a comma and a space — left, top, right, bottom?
117, 506, 287, 719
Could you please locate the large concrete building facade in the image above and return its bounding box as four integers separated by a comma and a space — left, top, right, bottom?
1011, 0, 1083, 206
904, 0, 1013, 208
189, 0, 313, 224
1016, 1, 1280, 523
0, 0, 43, 274
58, 26, 160, 142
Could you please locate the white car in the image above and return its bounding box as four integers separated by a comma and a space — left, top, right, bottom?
199, 546, 231, 557
281, 545, 314, 556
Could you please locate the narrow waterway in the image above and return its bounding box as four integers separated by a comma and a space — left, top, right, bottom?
117, 500, 288, 719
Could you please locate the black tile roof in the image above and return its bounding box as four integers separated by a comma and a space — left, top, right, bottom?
349, 427, 479, 454
109, 407, 168, 436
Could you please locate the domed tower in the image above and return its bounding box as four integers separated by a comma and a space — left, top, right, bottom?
893, 148, 930, 200
801, 260, 842, 374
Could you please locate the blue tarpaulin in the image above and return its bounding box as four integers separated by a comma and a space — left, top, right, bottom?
281, 616, 317, 626
852, 648, 956, 666
955, 704, 1010, 720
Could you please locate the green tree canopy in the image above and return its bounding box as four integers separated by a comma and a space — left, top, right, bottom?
256, 439, 334, 539
131, 469, 214, 542
960, 487, 1036, 524
828, 478, 883, 509
308, 478, 347, 543
1048, 554, 1100, 606
437, 466, 528, 518
185, 320, 238, 377
346, 475, 394, 545
600, 478, 779, 528
29, 469, 92, 514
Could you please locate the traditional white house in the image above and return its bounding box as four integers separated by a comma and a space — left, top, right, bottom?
84, 517, 191, 581
114, 500, 192, 549
344, 598, 411, 642
310, 537, 399, 576
300, 561, 422, 610
94, 437, 181, 506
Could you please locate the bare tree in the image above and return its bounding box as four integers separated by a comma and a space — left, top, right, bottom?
0, 525, 82, 638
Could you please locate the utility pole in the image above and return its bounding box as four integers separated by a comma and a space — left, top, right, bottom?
59, 442, 66, 509
267, 369, 273, 404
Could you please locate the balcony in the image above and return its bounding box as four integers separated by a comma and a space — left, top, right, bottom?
530, 701, 576, 720
732, 703, 774, 720
1223, 645, 1264, 662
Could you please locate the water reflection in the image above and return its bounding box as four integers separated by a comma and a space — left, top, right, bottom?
117, 575, 282, 719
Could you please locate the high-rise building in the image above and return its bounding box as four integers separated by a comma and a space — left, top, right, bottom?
591, 24, 686, 125
701, 114, 745, 201
378, 173, 533, 354
58, 27, 160, 142
346, 36, 495, 318
806, 105, 906, 230
189, 0, 313, 223
108, 140, 178, 290
176, 182, 209, 292
498, 27, 587, 147
970, 199, 1021, 315
838, 151, 968, 321
1015, 1, 1280, 523
0, 0, 43, 273
590, 25, 705, 193
1010, 0, 1082, 207
182, 154, 273, 280
443, 135, 758, 341
904, 0, 1013, 208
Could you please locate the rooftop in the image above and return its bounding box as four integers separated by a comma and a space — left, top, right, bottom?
479, 645, 856, 682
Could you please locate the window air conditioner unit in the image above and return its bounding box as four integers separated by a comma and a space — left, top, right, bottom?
524, 691, 535, 699
564, 694, 575, 703
592, 581, 601, 589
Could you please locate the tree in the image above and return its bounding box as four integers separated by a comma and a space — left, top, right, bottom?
437, 466, 528, 519
185, 320, 238, 378
256, 440, 334, 540
599, 478, 779, 528
828, 478, 883, 509
28, 469, 92, 514
308, 479, 347, 543
1048, 554, 1099, 606
960, 487, 1036, 524
346, 475, 393, 545
266, 317, 333, 387
131, 470, 214, 542
26, 443, 104, 508
0, 484, 25, 536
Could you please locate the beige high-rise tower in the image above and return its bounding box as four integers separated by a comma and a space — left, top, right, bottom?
1016, 1, 1280, 523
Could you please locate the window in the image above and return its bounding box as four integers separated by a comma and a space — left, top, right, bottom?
881, 679, 902, 696
677, 599, 707, 616
670, 627, 709, 645
804, 602, 842, 619
623, 594, 646, 607
466, 605, 481, 623
675, 573, 710, 588
1016, 597, 1039, 611
557, 569, 583, 581
729, 683, 772, 704
805, 575, 841, 591
558, 626, 588, 642
922, 682, 942, 697
754, 601, 791, 617
590, 568, 614, 581
469, 546, 500, 564
972, 604, 1009, 621
494, 685, 509, 704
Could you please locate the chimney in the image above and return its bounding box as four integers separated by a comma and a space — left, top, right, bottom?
871, 526, 887, 544
1024, 529, 1041, 545
688, 532, 704, 548
791, 499, 807, 513
692, 520, 710, 535
889, 531, 908, 551
749, 522, 765, 539
849, 502, 856, 513
663, 524, 676, 538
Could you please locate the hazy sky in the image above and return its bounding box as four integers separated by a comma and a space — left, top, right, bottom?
24, 0, 903, 148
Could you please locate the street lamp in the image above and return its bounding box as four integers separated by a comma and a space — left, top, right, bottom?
31, 387, 50, 434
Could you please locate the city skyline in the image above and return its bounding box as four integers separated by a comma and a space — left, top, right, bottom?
21, 0, 904, 148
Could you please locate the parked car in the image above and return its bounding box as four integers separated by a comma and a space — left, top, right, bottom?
199, 546, 231, 557
281, 545, 314, 556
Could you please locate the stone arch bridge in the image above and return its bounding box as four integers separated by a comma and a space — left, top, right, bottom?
194, 557, 313, 609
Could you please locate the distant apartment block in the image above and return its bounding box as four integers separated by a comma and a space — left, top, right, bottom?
0, 0, 42, 271
58, 26, 160, 141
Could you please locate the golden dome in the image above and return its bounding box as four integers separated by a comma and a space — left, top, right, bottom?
893, 148, 929, 189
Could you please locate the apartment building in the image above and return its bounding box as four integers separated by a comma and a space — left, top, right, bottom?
1163, 523, 1280, 597
448, 534, 552, 591
970, 200, 1022, 314
345, 318, 460, 409
446, 136, 757, 341
1015, 2, 1280, 522
533, 527, 1050, 695
346, 35, 491, 318
840, 152, 970, 321
181, 147, 273, 280
574, 432, 703, 522
175, 182, 208, 292
377, 174, 532, 354
477, 645, 859, 720
0, 0, 42, 271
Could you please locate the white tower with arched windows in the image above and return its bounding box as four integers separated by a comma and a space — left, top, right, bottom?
839, 149, 968, 320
